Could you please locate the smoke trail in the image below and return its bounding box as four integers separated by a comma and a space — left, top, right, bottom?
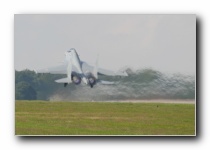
49, 68, 195, 101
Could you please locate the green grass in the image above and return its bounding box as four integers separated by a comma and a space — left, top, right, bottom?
15, 101, 195, 135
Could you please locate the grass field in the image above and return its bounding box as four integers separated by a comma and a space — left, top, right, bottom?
15, 100, 195, 135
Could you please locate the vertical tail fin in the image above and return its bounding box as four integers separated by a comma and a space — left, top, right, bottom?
67, 56, 72, 79
93, 54, 99, 79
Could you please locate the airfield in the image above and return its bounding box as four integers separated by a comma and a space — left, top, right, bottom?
15, 99, 195, 136
95, 99, 195, 104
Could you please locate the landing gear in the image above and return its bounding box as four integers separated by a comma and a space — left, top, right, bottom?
64, 83, 67, 87
88, 77, 95, 88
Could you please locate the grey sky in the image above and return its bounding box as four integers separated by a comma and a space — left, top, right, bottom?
14, 14, 196, 75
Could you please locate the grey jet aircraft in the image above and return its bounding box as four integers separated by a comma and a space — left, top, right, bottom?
35, 48, 128, 88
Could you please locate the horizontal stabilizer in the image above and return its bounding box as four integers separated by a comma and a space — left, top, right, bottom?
115, 70, 128, 76
55, 77, 72, 83
34, 64, 67, 74
98, 80, 115, 85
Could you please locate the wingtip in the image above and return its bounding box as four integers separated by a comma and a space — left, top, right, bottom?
116, 70, 128, 76
123, 71, 128, 76
33, 69, 38, 74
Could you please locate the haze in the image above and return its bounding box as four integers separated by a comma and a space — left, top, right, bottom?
14, 14, 196, 75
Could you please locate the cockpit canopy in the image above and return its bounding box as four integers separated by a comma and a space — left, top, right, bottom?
67, 48, 76, 53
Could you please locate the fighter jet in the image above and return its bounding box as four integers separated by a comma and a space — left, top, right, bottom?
35, 48, 128, 88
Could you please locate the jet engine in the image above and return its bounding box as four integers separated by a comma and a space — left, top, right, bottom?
86, 73, 97, 88
71, 75, 81, 85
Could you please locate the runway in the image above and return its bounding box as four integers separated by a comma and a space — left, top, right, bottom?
95, 99, 195, 104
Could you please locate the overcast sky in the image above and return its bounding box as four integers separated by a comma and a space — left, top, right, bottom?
14, 14, 196, 75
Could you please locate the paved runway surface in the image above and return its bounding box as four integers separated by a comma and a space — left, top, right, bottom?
96, 99, 195, 104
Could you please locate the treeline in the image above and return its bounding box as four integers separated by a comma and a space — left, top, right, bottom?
15, 69, 195, 101
15, 70, 65, 100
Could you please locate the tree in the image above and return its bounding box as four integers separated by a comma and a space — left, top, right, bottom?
15, 81, 37, 100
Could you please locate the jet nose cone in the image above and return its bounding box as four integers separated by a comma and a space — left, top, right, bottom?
82, 77, 88, 85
